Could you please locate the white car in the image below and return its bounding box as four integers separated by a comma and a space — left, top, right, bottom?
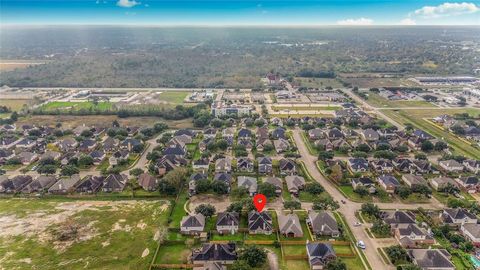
357, 240, 366, 249
354, 222, 362, 227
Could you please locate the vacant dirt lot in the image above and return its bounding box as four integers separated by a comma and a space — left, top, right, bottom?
0, 199, 169, 270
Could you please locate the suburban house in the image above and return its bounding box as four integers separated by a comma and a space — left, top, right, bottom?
75, 175, 104, 193
285, 175, 306, 196
461, 223, 480, 247
21, 175, 57, 193
78, 139, 97, 152
279, 158, 296, 175
351, 177, 376, 194
406, 249, 454, 270
456, 176, 480, 193
257, 157, 273, 174
109, 149, 129, 166
362, 128, 380, 142
308, 128, 324, 140
89, 150, 106, 165
347, 158, 369, 173
394, 224, 434, 248
273, 138, 290, 153
203, 128, 218, 139
237, 128, 252, 139
181, 213, 205, 235
191, 243, 237, 266
377, 175, 401, 193
370, 159, 394, 173
216, 212, 239, 235
248, 211, 273, 235
0, 175, 32, 193
402, 174, 428, 188
264, 176, 283, 196
102, 174, 128, 192
380, 211, 416, 230
441, 208, 478, 225
192, 158, 210, 171
15, 151, 38, 165
463, 159, 480, 173
429, 176, 457, 191
58, 138, 78, 152
439, 159, 464, 173
48, 174, 81, 194
215, 157, 232, 173
138, 173, 158, 191
236, 157, 254, 172
237, 176, 257, 196
307, 211, 340, 238
306, 242, 337, 270
278, 213, 303, 238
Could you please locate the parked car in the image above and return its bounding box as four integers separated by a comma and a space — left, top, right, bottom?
357, 240, 366, 249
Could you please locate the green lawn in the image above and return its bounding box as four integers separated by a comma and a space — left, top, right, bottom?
0, 199, 169, 270
169, 191, 188, 228
154, 244, 193, 264
364, 92, 435, 108
0, 99, 31, 111
157, 91, 189, 104
382, 109, 480, 159
40, 101, 113, 112
333, 244, 354, 255
282, 245, 307, 256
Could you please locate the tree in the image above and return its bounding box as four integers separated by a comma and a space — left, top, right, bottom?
231, 260, 252, 270
414, 153, 427, 160
195, 204, 216, 218
305, 182, 324, 195
361, 203, 380, 218
212, 181, 229, 194
78, 155, 94, 167
329, 164, 343, 183
216, 139, 228, 151
257, 182, 277, 198
385, 245, 409, 265
37, 164, 57, 175
153, 122, 168, 133
238, 245, 267, 268
158, 180, 176, 195
356, 143, 370, 153
163, 167, 189, 191
421, 140, 434, 152
283, 200, 301, 210
130, 168, 144, 176
396, 186, 412, 199
227, 201, 244, 213
326, 259, 347, 270
195, 180, 211, 193
411, 184, 431, 197
371, 220, 391, 237
313, 197, 339, 211
318, 151, 334, 161
373, 150, 397, 160
61, 165, 79, 176
354, 186, 369, 197
434, 141, 448, 151
439, 183, 460, 195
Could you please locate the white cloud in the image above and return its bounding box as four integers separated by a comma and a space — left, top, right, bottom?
117, 0, 140, 8
412, 2, 479, 18
399, 18, 416, 25
337, 18, 373, 26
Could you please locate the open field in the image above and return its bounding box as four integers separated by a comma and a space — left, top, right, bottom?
40, 101, 114, 112
382, 108, 480, 158
340, 76, 419, 88
294, 77, 344, 89
16, 115, 194, 129
157, 91, 189, 104
0, 99, 33, 111
0, 198, 169, 270
364, 92, 435, 108
0, 60, 48, 72
272, 105, 341, 111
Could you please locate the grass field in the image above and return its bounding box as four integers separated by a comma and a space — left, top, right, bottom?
294, 77, 344, 89
0, 99, 32, 111
157, 91, 189, 104
0, 199, 169, 270
382, 108, 480, 159
364, 92, 435, 108
40, 101, 113, 112
272, 105, 341, 111
0, 60, 48, 71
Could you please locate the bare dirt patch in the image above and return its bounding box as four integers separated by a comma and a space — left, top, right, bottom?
188, 194, 231, 212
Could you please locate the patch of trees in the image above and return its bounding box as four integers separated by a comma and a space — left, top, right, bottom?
296, 69, 336, 78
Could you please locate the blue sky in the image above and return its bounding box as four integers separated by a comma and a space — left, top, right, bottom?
1, 0, 479, 25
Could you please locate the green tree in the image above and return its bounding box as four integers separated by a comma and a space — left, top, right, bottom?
61, 165, 79, 176
385, 245, 409, 265
421, 140, 434, 152
130, 168, 144, 177
238, 245, 267, 268
305, 182, 324, 195
371, 220, 391, 237
313, 197, 339, 211
212, 181, 229, 194
257, 182, 277, 198
231, 260, 252, 270
283, 200, 301, 210
326, 259, 347, 270
195, 180, 211, 193
361, 203, 380, 219
195, 204, 216, 218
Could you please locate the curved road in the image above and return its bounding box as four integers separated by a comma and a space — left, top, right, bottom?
291, 128, 443, 270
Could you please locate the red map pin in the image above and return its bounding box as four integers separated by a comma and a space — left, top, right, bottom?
253, 194, 267, 212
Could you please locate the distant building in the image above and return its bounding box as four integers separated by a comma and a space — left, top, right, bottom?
211, 102, 251, 117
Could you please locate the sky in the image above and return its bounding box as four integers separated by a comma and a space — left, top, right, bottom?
1, 0, 479, 26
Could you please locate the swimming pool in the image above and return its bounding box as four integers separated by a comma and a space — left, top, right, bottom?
470, 255, 480, 269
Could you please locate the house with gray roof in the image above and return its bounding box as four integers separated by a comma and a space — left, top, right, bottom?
257, 157, 272, 174
278, 213, 303, 238
248, 211, 273, 235
441, 208, 477, 225
264, 176, 282, 196
394, 224, 434, 248
191, 243, 237, 265
21, 175, 57, 193
215, 157, 232, 173
407, 249, 454, 270
285, 175, 305, 196
48, 174, 81, 194
237, 176, 257, 196
439, 159, 464, 173
306, 242, 337, 270
181, 213, 205, 235
307, 211, 339, 238
216, 212, 239, 234
461, 223, 480, 247
377, 175, 400, 193
0, 175, 32, 193
102, 174, 128, 192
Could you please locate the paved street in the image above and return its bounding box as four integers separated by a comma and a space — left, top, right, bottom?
291, 128, 444, 270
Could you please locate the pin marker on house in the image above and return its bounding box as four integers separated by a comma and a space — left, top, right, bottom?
253, 194, 266, 212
